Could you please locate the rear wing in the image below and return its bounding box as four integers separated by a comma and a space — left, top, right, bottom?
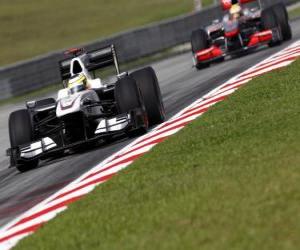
59, 45, 120, 80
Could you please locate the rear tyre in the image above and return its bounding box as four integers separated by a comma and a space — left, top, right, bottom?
130, 67, 165, 126
271, 3, 292, 41
115, 76, 148, 136
261, 8, 282, 47
191, 29, 211, 69
9, 109, 38, 172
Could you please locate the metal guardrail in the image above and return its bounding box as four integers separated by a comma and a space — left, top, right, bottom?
0, 0, 295, 100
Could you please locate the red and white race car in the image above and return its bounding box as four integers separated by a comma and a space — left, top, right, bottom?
191, 0, 292, 69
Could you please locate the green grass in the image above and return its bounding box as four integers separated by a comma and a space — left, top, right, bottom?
289, 6, 300, 19
0, 0, 213, 66
15, 59, 300, 249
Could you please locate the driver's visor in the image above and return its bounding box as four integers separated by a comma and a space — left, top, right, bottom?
69, 82, 85, 94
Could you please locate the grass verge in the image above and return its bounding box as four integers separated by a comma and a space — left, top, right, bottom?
289, 6, 300, 19
15, 49, 300, 250
0, 0, 213, 66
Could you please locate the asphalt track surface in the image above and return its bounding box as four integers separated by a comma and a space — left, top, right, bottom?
0, 19, 300, 228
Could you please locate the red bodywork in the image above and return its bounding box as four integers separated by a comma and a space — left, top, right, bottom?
221, 0, 257, 10
196, 46, 223, 62
224, 28, 240, 38
195, 0, 272, 66
239, 0, 257, 4
221, 0, 232, 10
64, 48, 85, 56
195, 30, 272, 64
247, 30, 273, 47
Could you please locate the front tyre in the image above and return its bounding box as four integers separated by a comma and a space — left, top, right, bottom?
130, 67, 165, 126
9, 109, 38, 172
261, 8, 282, 47
191, 29, 211, 69
115, 76, 148, 136
271, 3, 292, 41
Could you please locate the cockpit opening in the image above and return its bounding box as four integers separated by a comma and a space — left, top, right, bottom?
73, 60, 83, 74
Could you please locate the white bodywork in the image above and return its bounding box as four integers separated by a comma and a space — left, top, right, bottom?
56, 89, 101, 118
20, 137, 57, 159
69, 57, 104, 88
18, 54, 132, 160
95, 114, 131, 134
56, 57, 104, 118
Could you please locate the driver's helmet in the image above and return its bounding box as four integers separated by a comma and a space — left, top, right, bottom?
67, 73, 87, 94
229, 4, 242, 20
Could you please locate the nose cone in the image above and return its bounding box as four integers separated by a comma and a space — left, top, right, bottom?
56, 94, 81, 118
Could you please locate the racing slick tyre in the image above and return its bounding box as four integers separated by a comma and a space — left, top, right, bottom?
115, 76, 148, 136
191, 29, 211, 69
9, 109, 38, 172
130, 67, 165, 126
271, 3, 292, 41
261, 8, 282, 47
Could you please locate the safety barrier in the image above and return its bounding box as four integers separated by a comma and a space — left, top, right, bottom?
0, 0, 295, 100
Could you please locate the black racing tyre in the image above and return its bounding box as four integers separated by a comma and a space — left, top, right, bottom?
115, 76, 148, 135
115, 77, 142, 113
130, 67, 165, 126
9, 109, 38, 172
191, 29, 209, 53
271, 3, 292, 41
261, 8, 282, 47
191, 29, 211, 69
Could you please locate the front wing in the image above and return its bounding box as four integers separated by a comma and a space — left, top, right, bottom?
194, 29, 274, 66
7, 109, 146, 162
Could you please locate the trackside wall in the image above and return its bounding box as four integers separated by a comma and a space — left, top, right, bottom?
0, 0, 294, 100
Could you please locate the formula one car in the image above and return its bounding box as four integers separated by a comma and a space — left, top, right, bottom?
191, 0, 292, 69
7, 45, 165, 172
